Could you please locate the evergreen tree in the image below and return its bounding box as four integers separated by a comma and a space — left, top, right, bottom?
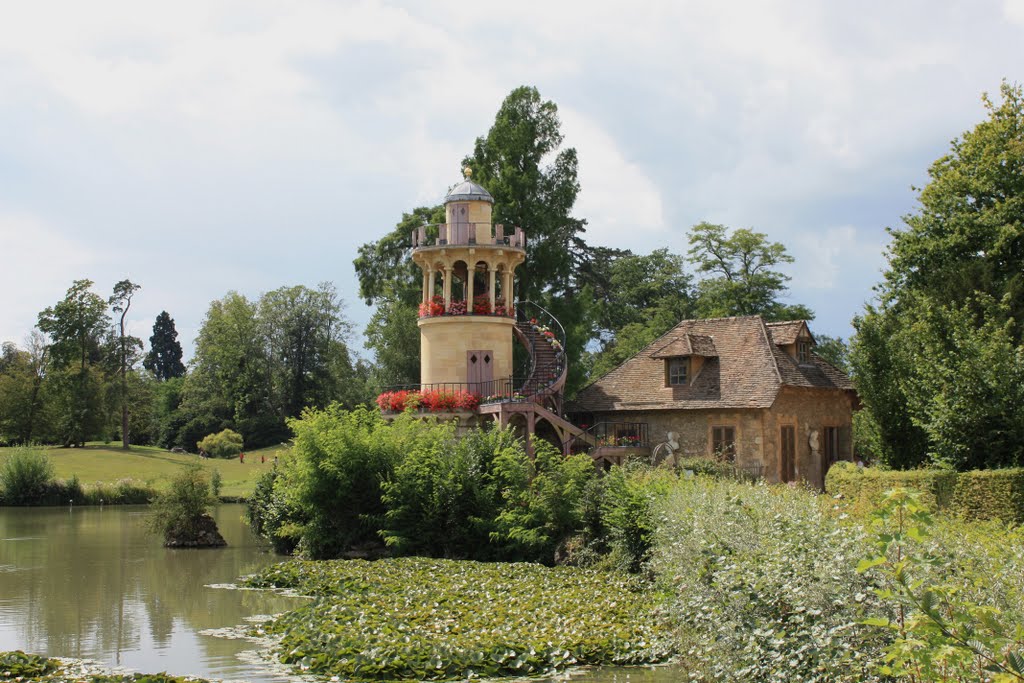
145, 311, 186, 381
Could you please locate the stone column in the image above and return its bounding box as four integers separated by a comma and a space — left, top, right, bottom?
504, 270, 514, 310
467, 264, 475, 311
422, 270, 430, 304
488, 266, 496, 311
443, 267, 452, 309
429, 269, 437, 301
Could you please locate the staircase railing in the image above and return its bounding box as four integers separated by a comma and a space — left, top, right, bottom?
563, 421, 650, 455
514, 300, 567, 401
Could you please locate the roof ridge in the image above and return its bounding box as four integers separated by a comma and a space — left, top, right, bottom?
758, 316, 785, 386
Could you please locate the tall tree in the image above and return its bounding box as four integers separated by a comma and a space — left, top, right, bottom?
688, 222, 814, 321
354, 206, 444, 389
36, 279, 110, 446
463, 85, 588, 303
109, 279, 142, 449
145, 311, 186, 381
584, 248, 696, 380
851, 82, 1024, 469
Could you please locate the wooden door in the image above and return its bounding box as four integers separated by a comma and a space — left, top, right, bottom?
780, 425, 796, 483
467, 350, 494, 394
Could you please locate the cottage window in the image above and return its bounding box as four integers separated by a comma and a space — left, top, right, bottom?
822, 426, 839, 467
797, 340, 812, 364
666, 357, 688, 386
711, 426, 736, 462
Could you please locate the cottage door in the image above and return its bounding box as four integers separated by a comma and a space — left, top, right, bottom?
467, 350, 494, 394
780, 425, 796, 483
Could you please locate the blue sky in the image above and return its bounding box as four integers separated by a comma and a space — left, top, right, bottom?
2, 0, 1023, 359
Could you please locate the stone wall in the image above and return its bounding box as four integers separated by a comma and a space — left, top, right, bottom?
762, 387, 855, 488
419, 316, 515, 386
588, 408, 767, 474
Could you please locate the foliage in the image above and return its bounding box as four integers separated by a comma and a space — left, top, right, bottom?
650, 478, 890, 682
0, 650, 211, 683
826, 461, 1024, 524
688, 222, 814, 321
814, 334, 851, 372
852, 82, 1024, 469
243, 557, 672, 681
196, 428, 244, 459
599, 462, 676, 572
363, 297, 421, 390
380, 426, 521, 558
0, 650, 59, 678
36, 279, 111, 446
0, 334, 52, 445
857, 488, 1024, 681
146, 463, 218, 541
177, 283, 367, 450
109, 279, 143, 449
0, 448, 55, 505
489, 440, 595, 563
268, 406, 416, 558
144, 311, 186, 381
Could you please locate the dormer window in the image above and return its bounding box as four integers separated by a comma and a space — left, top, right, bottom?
797, 340, 812, 365
667, 357, 689, 386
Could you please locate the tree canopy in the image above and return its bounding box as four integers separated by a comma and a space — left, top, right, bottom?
145, 311, 186, 381
851, 82, 1024, 469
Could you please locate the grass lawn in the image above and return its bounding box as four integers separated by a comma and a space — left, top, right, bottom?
0, 442, 288, 498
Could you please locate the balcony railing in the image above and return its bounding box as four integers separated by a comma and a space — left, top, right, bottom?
566, 421, 650, 454
411, 223, 525, 249
377, 379, 531, 414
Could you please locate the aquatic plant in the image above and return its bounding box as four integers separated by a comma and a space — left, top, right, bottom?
244, 557, 672, 681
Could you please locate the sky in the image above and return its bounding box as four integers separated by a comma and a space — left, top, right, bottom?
2, 0, 1023, 360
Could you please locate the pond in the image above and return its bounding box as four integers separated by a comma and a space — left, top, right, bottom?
0, 505, 683, 683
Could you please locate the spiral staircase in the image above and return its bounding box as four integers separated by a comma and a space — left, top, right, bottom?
478, 301, 595, 456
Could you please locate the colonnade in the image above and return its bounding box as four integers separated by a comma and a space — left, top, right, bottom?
421, 260, 516, 312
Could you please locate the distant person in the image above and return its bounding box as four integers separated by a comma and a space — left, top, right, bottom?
239, 452, 245, 464
261, 454, 265, 464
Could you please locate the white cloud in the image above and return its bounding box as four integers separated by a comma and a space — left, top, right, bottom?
0, 211, 100, 345
1006, 0, 1024, 25
560, 107, 666, 246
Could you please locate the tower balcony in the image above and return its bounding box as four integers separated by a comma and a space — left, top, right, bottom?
411, 223, 525, 251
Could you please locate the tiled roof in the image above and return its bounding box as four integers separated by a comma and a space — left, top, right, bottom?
569, 315, 854, 412
764, 320, 808, 345
650, 334, 718, 359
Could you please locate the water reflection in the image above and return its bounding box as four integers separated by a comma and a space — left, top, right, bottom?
0, 505, 298, 682
0, 505, 686, 683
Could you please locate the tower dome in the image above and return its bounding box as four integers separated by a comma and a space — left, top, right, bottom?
445, 167, 494, 203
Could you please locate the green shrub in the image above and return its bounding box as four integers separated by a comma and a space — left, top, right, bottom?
600, 462, 677, 572
489, 440, 596, 564
0, 448, 56, 505
381, 424, 521, 559
274, 405, 417, 558
245, 467, 300, 554
196, 428, 244, 458
651, 478, 891, 681
827, 462, 1024, 523
147, 464, 217, 541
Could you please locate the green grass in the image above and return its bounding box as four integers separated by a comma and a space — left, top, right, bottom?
0, 442, 288, 499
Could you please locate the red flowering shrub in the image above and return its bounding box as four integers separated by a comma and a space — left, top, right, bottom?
472, 294, 492, 315
455, 390, 481, 410
418, 296, 445, 318
418, 388, 481, 412
376, 390, 421, 412
447, 299, 467, 315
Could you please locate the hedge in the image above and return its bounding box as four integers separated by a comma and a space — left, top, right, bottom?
825, 461, 1024, 524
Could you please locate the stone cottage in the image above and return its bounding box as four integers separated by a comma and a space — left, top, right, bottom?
567, 315, 856, 488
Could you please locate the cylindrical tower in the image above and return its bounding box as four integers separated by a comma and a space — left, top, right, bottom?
410, 168, 526, 395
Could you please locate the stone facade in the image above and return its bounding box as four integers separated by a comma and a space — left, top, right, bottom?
418, 316, 515, 386
570, 315, 857, 489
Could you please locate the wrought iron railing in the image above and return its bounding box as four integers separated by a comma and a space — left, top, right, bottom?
515, 300, 566, 400
411, 223, 525, 249
565, 421, 650, 454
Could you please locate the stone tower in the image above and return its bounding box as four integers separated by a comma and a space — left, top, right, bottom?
410, 168, 526, 394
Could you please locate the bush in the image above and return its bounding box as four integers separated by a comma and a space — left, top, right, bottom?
381, 424, 520, 558
0, 448, 56, 505
600, 463, 677, 573
196, 428, 244, 459
147, 464, 218, 541
826, 461, 1024, 523
651, 478, 891, 681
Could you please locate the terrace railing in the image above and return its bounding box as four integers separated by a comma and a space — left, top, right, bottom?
411, 223, 525, 249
